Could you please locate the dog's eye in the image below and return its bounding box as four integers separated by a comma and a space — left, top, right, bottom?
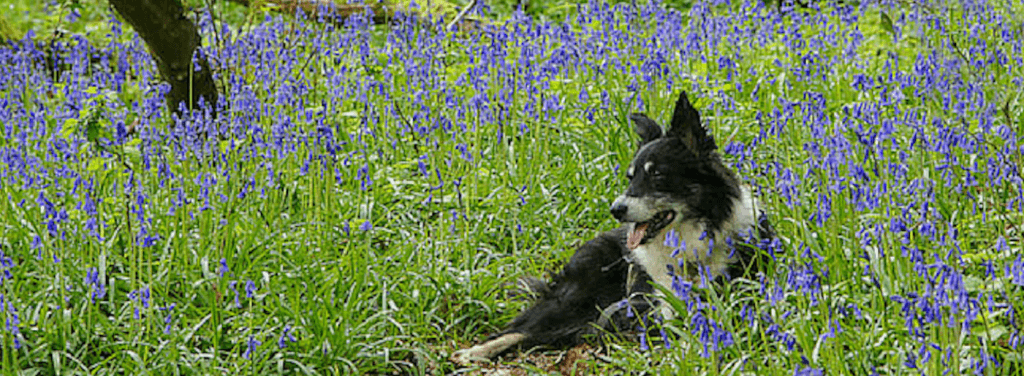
643, 161, 660, 177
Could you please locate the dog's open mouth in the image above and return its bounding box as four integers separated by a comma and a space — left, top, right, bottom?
625, 210, 676, 249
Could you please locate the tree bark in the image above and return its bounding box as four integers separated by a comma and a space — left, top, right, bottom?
109, 0, 219, 116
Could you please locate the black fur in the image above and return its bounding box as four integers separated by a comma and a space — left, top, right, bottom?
492, 227, 653, 349
619, 93, 740, 234
629, 113, 664, 146
667, 91, 716, 153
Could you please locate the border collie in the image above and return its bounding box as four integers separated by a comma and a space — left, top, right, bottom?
453, 91, 774, 363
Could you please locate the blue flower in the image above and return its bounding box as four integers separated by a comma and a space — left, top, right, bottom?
159, 303, 176, 334
128, 287, 151, 319
0, 250, 13, 284
219, 258, 230, 278
245, 280, 256, 299
793, 365, 823, 376
230, 281, 241, 308
278, 324, 297, 349
84, 267, 106, 303
904, 351, 917, 369
244, 335, 262, 360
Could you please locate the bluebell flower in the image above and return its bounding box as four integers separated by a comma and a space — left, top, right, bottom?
245, 280, 256, 299
219, 258, 230, 278
665, 229, 680, 249
244, 335, 262, 360
792, 365, 823, 376
0, 250, 13, 284
159, 303, 176, 334
618, 299, 633, 319
84, 267, 106, 303
128, 287, 151, 319
450, 210, 458, 235
417, 155, 429, 178
31, 235, 42, 260
278, 324, 297, 349
739, 304, 756, 328
971, 348, 997, 375
230, 281, 241, 308
904, 351, 917, 369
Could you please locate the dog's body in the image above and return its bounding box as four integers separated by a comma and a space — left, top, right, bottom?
453, 92, 773, 363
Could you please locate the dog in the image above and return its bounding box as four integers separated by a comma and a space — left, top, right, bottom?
452, 91, 774, 363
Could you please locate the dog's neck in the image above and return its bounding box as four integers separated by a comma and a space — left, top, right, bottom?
629, 185, 759, 293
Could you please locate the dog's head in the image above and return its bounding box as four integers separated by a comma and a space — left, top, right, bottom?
610, 92, 741, 249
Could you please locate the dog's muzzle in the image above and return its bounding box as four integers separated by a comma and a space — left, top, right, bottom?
610, 202, 629, 222
610, 197, 677, 249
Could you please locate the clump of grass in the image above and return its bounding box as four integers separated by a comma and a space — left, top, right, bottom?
0, 0, 1022, 374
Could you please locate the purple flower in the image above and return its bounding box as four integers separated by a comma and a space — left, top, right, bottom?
244, 335, 262, 360
793, 365, 823, 376
245, 280, 256, 299
689, 310, 734, 358
84, 267, 106, 303
818, 315, 842, 343
159, 303, 176, 334
904, 351, 918, 369
230, 281, 241, 308
128, 287, 151, 320
31, 235, 42, 260
450, 210, 458, 234
278, 324, 297, 349
219, 258, 230, 278
2, 298, 21, 350
0, 250, 13, 284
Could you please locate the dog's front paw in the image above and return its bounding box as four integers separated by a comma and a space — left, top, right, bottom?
451, 333, 527, 365
451, 346, 492, 365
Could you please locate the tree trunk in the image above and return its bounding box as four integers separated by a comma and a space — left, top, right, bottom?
109, 0, 219, 116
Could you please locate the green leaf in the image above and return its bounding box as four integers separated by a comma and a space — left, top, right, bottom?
85, 119, 102, 143
879, 12, 895, 37
61, 118, 79, 139
86, 157, 106, 172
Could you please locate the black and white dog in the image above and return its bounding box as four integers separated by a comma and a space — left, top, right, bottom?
453, 91, 773, 363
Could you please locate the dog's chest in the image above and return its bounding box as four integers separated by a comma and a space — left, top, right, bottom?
629, 220, 734, 291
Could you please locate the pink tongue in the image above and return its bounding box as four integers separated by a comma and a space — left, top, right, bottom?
626, 222, 649, 249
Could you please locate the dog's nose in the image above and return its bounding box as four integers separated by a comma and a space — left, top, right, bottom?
610, 202, 628, 221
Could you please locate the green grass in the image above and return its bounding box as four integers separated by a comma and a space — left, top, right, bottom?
1, 0, 1024, 375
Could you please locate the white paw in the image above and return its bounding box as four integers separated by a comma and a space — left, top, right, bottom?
451, 346, 492, 365
451, 333, 527, 365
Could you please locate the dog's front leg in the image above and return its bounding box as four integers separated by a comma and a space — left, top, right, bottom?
451, 332, 527, 364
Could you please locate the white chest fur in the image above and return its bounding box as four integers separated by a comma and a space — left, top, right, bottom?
630, 186, 759, 294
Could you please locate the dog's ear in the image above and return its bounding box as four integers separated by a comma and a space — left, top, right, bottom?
667, 91, 717, 153
629, 113, 663, 146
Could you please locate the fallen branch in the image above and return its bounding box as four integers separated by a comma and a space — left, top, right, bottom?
228, 0, 482, 29
446, 0, 476, 31
228, 0, 390, 23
